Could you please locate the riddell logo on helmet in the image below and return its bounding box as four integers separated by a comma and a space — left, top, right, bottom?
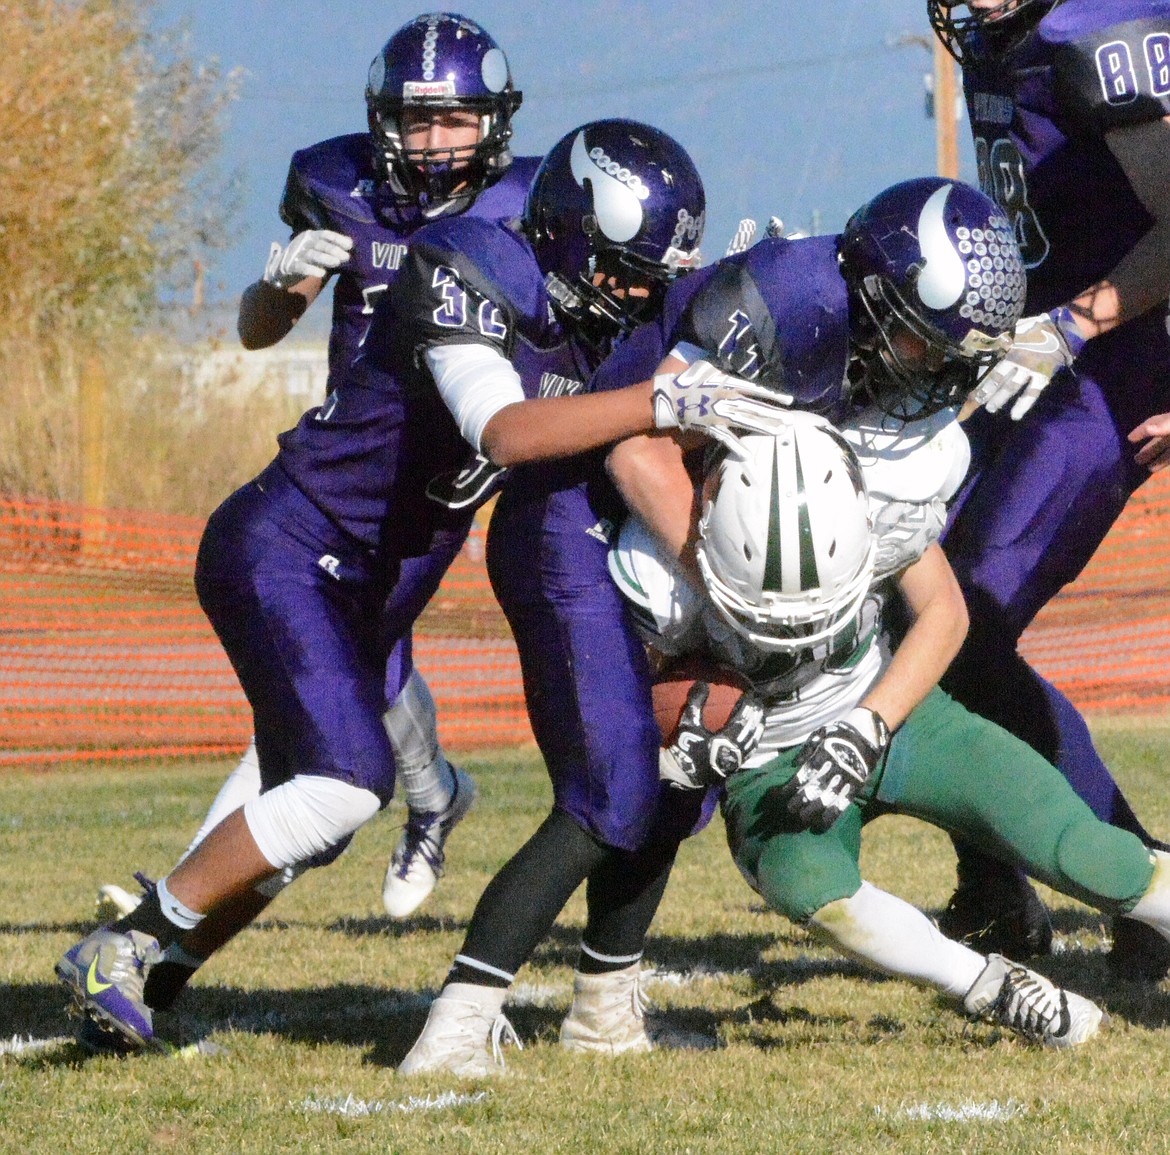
404, 80, 456, 98
587, 147, 649, 200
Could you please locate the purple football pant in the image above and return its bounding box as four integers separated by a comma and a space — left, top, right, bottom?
196, 463, 463, 809
380, 527, 470, 706
487, 475, 713, 852
943, 310, 1170, 834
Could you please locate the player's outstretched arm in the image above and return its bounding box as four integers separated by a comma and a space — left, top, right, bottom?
476, 348, 790, 467
778, 543, 967, 834
972, 116, 1170, 422
1075, 116, 1170, 341
607, 427, 703, 584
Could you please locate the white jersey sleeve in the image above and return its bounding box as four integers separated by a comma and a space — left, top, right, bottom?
425, 343, 525, 454
607, 514, 706, 657
842, 405, 970, 579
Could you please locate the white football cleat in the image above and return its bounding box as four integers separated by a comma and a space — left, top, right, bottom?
560, 963, 716, 1053
95, 884, 143, 923
560, 964, 652, 1054
963, 953, 1104, 1048
383, 767, 477, 918
398, 983, 519, 1077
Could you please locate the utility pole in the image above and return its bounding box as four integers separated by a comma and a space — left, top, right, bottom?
933, 38, 960, 179
192, 258, 205, 313
904, 30, 962, 179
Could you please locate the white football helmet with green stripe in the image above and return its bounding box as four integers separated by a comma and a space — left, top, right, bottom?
696, 414, 875, 653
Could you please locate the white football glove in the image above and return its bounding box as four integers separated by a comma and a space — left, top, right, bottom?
652, 359, 794, 437
724, 218, 758, 257
262, 229, 354, 290
778, 707, 889, 832
660, 682, 767, 791
968, 307, 1086, 421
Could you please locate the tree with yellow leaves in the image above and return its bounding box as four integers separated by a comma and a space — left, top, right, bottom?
0, 0, 238, 501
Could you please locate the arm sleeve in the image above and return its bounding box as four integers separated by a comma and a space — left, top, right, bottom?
425, 343, 524, 452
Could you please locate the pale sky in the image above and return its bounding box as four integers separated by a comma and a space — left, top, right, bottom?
155, 1, 972, 310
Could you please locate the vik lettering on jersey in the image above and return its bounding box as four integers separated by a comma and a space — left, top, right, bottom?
962, 0, 1170, 310
279, 134, 539, 394
276, 215, 584, 554
592, 235, 853, 421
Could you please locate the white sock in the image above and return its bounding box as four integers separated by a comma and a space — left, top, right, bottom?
808, 881, 986, 1000
155, 876, 205, 931
1122, 849, 1170, 943
383, 671, 455, 814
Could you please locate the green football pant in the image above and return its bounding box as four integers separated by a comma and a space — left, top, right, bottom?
722, 687, 1155, 925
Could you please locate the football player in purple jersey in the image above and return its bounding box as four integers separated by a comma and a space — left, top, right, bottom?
396, 123, 725, 1076
55, 119, 778, 1055
926, 0, 1170, 976
591, 177, 1170, 1052
223, 13, 538, 927
397, 178, 1025, 1076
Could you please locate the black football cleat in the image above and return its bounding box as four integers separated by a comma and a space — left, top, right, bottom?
939, 854, 1053, 959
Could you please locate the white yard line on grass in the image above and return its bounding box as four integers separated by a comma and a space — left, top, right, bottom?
876, 1099, 1032, 1123
299, 1091, 490, 1117
0, 1035, 72, 1057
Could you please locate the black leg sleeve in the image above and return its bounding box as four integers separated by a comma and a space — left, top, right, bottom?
450, 808, 609, 985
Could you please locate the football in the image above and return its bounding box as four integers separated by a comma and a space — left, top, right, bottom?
652, 656, 752, 744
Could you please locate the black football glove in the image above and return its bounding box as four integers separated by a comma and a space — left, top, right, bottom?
660, 681, 766, 791
778, 707, 890, 832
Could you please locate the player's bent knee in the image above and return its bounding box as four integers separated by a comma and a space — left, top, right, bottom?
1054, 816, 1152, 906
805, 889, 867, 947
756, 841, 861, 924
244, 774, 380, 871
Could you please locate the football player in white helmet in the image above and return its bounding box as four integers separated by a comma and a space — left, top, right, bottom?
609, 415, 1170, 1047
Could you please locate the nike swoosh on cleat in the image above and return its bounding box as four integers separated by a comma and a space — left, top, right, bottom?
86, 957, 113, 995
1020, 333, 1060, 354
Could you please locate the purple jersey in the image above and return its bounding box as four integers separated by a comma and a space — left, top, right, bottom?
278, 133, 539, 392
962, 0, 1170, 308
934, 1, 1170, 850
275, 215, 590, 554
593, 235, 852, 420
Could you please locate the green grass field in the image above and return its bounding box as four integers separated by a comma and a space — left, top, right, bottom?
4, 721, 1170, 1154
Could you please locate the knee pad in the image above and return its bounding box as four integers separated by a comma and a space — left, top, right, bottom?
244, 775, 380, 871
181, 740, 262, 861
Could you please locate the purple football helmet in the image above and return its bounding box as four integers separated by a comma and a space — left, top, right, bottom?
524, 119, 705, 349
365, 13, 522, 208
928, 0, 1058, 63
839, 177, 1025, 419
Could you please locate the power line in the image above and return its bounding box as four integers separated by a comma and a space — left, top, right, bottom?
233, 40, 914, 104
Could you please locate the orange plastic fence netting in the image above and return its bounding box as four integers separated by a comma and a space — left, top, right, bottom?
0, 497, 528, 766
3, 471, 1170, 767
1018, 466, 1170, 714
